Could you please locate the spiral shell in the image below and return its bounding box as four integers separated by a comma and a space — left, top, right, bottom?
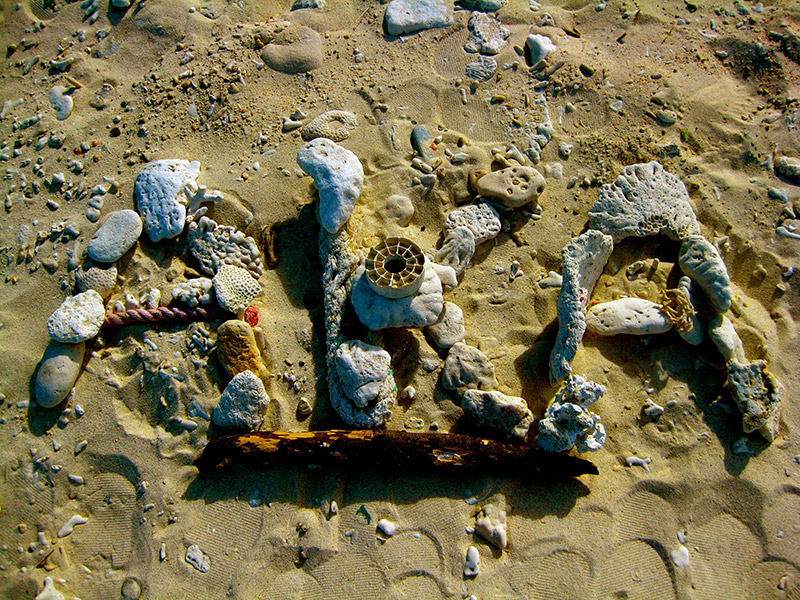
364, 237, 426, 299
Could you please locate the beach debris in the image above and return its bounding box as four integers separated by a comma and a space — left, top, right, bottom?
442, 342, 498, 392
382, 194, 415, 226
301, 110, 358, 142
86, 209, 143, 263
678, 235, 732, 313
549, 230, 614, 383
474, 503, 507, 550
35, 577, 65, 600
464, 546, 480, 577
76, 263, 117, 299
134, 159, 202, 243
49, 86, 73, 121
259, 23, 323, 73
216, 319, 269, 381
335, 340, 392, 408
465, 55, 497, 82
775, 155, 800, 185
384, 0, 453, 36
643, 398, 664, 417
465, 11, 509, 55
675, 276, 703, 345
526, 33, 556, 65
171, 278, 214, 307
47, 290, 105, 343
212, 264, 262, 313
538, 271, 562, 288
536, 374, 606, 453
187, 216, 264, 278
297, 138, 364, 234
185, 544, 211, 572
658, 285, 695, 335
585, 297, 673, 336
213, 370, 270, 431
476, 166, 546, 209
708, 315, 746, 363
435, 226, 476, 275
364, 237, 426, 299
102, 306, 219, 328
462, 389, 534, 439
34, 341, 85, 408
351, 258, 443, 330
321, 231, 396, 428
523, 93, 553, 163
588, 161, 700, 242
426, 301, 465, 349
57, 514, 88, 537
194, 429, 598, 478
727, 360, 781, 442
297, 397, 313, 417
377, 519, 397, 537
444, 203, 502, 244
625, 456, 652, 471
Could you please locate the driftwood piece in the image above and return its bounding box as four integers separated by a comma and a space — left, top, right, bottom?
194, 430, 598, 479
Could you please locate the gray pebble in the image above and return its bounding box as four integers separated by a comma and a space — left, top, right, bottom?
87, 209, 143, 263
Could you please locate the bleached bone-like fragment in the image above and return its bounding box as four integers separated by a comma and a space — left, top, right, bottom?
678, 235, 732, 313
536, 374, 606, 453
588, 161, 700, 242
549, 230, 614, 384
708, 314, 746, 363
297, 138, 363, 234
443, 203, 501, 244
727, 360, 781, 442
461, 389, 533, 439
586, 297, 672, 336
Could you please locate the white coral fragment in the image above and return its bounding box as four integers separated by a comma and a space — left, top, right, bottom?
461, 389, 533, 439
443, 203, 502, 244
727, 360, 782, 442
588, 161, 700, 242
212, 264, 261, 313
586, 297, 672, 336
47, 290, 105, 343
134, 159, 201, 242
335, 340, 392, 408
187, 215, 264, 278
536, 374, 606, 453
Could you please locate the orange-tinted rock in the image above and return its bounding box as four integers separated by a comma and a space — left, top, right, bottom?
216, 319, 269, 382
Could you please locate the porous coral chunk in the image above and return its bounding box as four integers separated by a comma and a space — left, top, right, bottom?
212, 264, 262, 313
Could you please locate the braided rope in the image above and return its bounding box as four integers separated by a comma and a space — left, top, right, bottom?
102, 306, 221, 328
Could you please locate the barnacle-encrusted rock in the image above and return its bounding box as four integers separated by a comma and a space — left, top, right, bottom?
297, 138, 364, 234
442, 342, 498, 392
461, 389, 533, 439
335, 340, 392, 408
87, 209, 143, 263
586, 297, 672, 336
34, 340, 85, 408
216, 319, 269, 381
171, 278, 213, 307
678, 235, 732, 313
213, 370, 270, 431
212, 264, 261, 313
187, 216, 264, 278
536, 374, 606, 453
588, 161, 700, 242
75, 263, 117, 299
351, 260, 443, 330
727, 360, 781, 442
676, 276, 703, 345
549, 230, 614, 384
476, 166, 546, 209
134, 159, 201, 242
443, 203, 501, 244
435, 226, 475, 275
709, 314, 746, 363
301, 110, 358, 142
47, 290, 105, 343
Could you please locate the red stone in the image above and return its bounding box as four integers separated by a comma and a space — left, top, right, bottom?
243, 306, 259, 327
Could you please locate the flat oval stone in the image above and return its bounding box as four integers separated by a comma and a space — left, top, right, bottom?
87, 209, 143, 263
35, 340, 85, 408
47, 290, 105, 343
476, 166, 546, 209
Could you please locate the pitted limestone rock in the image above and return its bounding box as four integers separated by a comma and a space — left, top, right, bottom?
212, 264, 262, 314
727, 360, 781, 442
536, 374, 606, 453
461, 389, 533, 439
435, 226, 475, 275
588, 161, 700, 242
47, 290, 105, 343
187, 216, 264, 278
476, 166, 546, 209
442, 342, 498, 392
134, 159, 201, 242
678, 235, 732, 313
425, 301, 465, 349
709, 314, 746, 363
443, 203, 501, 244
586, 297, 672, 336
335, 340, 392, 408
213, 370, 270, 431
301, 111, 358, 142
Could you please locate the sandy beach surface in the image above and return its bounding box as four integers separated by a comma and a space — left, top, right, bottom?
1, 0, 799, 598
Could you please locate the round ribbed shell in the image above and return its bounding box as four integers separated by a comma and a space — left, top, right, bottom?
364, 237, 426, 299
